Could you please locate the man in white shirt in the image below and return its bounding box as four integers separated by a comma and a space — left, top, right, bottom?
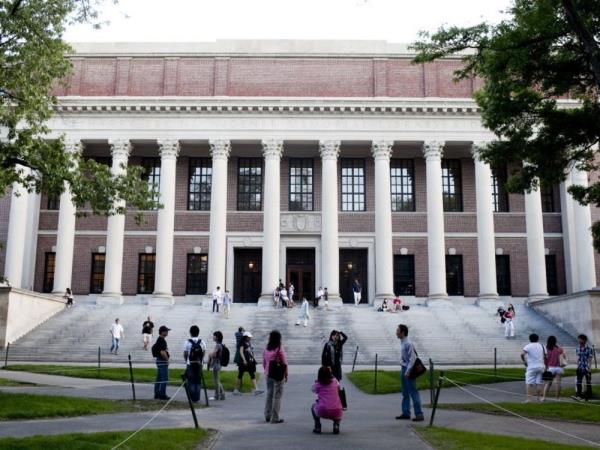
315, 287, 324, 308
109, 318, 124, 355
521, 333, 547, 402
212, 286, 222, 313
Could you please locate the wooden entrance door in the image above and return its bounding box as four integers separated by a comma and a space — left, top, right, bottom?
286, 265, 315, 302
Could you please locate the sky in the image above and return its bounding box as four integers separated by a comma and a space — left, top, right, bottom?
64, 0, 512, 43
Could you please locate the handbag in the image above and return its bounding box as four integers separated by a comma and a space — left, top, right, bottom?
268, 348, 287, 382
559, 352, 567, 368
407, 349, 427, 380
542, 370, 555, 381
338, 386, 348, 410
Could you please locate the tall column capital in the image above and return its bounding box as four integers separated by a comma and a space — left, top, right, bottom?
423, 141, 444, 161
157, 139, 180, 160
371, 141, 394, 160
64, 139, 82, 155
571, 167, 589, 186
262, 139, 284, 160
319, 140, 341, 160
109, 139, 132, 160
470, 141, 490, 161
209, 140, 231, 160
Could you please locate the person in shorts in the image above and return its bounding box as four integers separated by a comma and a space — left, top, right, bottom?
232, 331, 263, 396
142, 316, 154, 351
542, 335, 566, 401
520, 333, 546, 402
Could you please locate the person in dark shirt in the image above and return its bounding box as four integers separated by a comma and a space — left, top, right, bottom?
142, 316, 154, 351
153, 325, 171, 400
321, 330, 348, 381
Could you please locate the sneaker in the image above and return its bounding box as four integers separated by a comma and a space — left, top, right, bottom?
395, 415, 411, 420
313, 427, 321, 434
209, 397, 216, 401
333, 422, 340, 434
219, 395, 226, 401
271, 419, 284, 424
254, 389, 264, 395
265, 416, 271, 423
570, 395, 582, 402
233, 389, 241, 396
412, 415, 425, 422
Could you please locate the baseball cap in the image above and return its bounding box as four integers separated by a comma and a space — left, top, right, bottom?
242, 331, 253, 338
158, 325, 171, 333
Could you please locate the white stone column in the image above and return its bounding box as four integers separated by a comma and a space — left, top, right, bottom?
4, 168, 31, 288
153, 139, 180, 300
560, 180, 578, 293
260, 139, 283, 301
207, 140, 231, 294
52, 140, 81, 294
101, 139, 131, 302
423, 141, 447, 301
372, 141, 395, 303
524, 183, 548, 299
320, 140, 341, 301
472, 143, 498, 302
571, 168, 597, 290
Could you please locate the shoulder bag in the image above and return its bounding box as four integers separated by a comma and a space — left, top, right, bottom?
407, 349, 427, 380
268, 348, 287, 382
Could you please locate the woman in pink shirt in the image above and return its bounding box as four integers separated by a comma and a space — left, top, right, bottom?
311, 366, 343, 435
263, 330, 288, 424
542, 335, 566, 401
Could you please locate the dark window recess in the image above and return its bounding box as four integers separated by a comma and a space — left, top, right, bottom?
341, 159, 366, 211
42, 252, 56, 293
289, 158, 314, 211
495, 255, 511, 296
546, 254, 558, 295
541, 186, 556, 213
339, 249, 368, 304
47, 194, 60, 210
442, 159, 463, 212
90, 253, 105, 294
394, 255, 415, 295
491, 166, 509, 212
186, 254, 208, 294
445, 255, 464, 295
233, 248, 262, 302
390, 159, 415, 212
94, 156, 112, 166
141, 157, 161, 208
137, 253, 156, 294
188, 158, 212, 211
237, 158, 263, 211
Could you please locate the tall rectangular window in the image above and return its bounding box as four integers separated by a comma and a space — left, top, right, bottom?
141, 157, 161, 207
289, 158, 314, 211
186, 254, 208, 294
546, 254, 558, 295
42, 252, 56, 293
495, 255, 511, 295
394, 255, 415, 295
390, 159, 415, 212
491, 166, 509, 212
188, 158, 212, 211
541, 186, 556, 212
90, 253, 105, 294
341, 159, 366, 211
445, 255, 464, 295
137, 253, 156, 294
442, 159, 463, 212
237, 158, 262, 211
47, 194, 60, 210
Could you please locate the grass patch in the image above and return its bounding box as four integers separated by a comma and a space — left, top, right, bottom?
347, 368, 596, 395
437, 401, 600, 423
0, 427, 210, 450
0, 392, 188, 421
0, 377, 36, 387
415, 426, 595, 450
5, 365, 257, 392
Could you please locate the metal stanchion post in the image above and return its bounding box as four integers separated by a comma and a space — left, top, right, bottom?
593, 345, 598, 370
97, 346, 101, 377
3, 342, 9, 368
128, 354, 136, 401
200, 364, 210, 407
374, 353, 378, 394
183, 378, 200, 429
494, 348, 497, 377
352, 346, 359, 373
429, 370, 444, 427
429, 359, 434, 405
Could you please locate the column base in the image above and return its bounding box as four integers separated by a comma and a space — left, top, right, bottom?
258, 294, 277, 308
149, 293, 174, 306
527, 293, 548, 304
475, 293, 499, 306
97, 293, 124, 306
425, 292, 448, 306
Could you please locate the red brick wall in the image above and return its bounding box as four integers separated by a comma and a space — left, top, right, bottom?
494, 238, 529, 296
121, 236, 156, 295
172, 237, 210, 296
392, 213, 428, 232
71, 236, 106, 294
445, 238, 479, 297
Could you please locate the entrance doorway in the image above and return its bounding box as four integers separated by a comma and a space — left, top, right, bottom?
286, 248, 315, 302
339, 249, 368, 304
233, 248, 262, 302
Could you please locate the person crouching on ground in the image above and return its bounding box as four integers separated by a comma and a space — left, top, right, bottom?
295, 297, 310, 326
233, 331, 263, 396
311, 366, 343, 435
263, 330, 288, 424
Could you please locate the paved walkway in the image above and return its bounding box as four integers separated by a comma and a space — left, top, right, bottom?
0, 367, 599, 449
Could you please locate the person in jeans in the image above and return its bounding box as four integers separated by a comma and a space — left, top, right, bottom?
109, 318, 124, 355
233, 331, 263, 395
542, 335, 566, 401
212, 286, 222, 313
153, 325, 171, 400
573, 334, 594, 401
321, 330, 348, 381
311, 366, 343, 434
208, 331, 225, 401
183, 325, 206, 403
223, 290, 232, 319
395, 324, 424, 422
520, 333, 546, 402
263, 330, 288, 424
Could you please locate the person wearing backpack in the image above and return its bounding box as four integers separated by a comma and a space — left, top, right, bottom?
208, 331, 226, 401
262, 330, 288, 424
233, 331, 263, 396
152, 325, 171, 400
182, 325, 206, 403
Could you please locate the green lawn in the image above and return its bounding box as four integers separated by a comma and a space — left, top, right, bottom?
436, 401, 600, 423
0, 392, 188, 421
0, 377, 35, 387
4, 364, 258, 392
0, 428, 210, 450
415, 426, 595, 450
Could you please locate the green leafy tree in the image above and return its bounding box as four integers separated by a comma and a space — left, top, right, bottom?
411, 0, 600, 249
0, 0, 158, 221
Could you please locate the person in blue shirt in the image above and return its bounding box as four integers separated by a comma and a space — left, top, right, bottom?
573, 334, 594, 401
352, 278, 362, 306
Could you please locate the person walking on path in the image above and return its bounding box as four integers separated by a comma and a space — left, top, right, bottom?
64, 288, 74, 308
263, 330, 288, 424
395, 324, 424, 422
352, 278, 362, 306
521, 333, 546, 403
212, 286, 222, 313
183, 325, 206, 403
152, 325, 171, 400
295, 297, 311, 327
315, 287, 323, 308
109, 318, 124, 355
208, 331, 226, 401
233, 331, 263, 396
542, 335, 566, 401
311, 366, 343, 435
142, 316, 154, 351
321, 330, 348, 381
573, 333, 594, 401
223, 289, 232, 319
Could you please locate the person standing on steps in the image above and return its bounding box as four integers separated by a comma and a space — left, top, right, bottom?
109, 318, 124, 355
321, 330, 348, 381
288, 282, 295, 306
142, 316, 154, 351
212, 286, 222, 313
573, 334, 594, 401
263, 330, 288, 424
504, 307, 515, 339
352, 278, 362, 306
223, 289, 232, 319
183, 325, 206, 403
315, 286, 323, 308
311, 366, 343, 435
521, 333, 546, 403
64, 288, 74, 308
208, 331, 226, 401
152, 325, 171, 400
395, 324, 424, 422
233, 331, 263, 396
322, 287, 329, 309
295, 297, 310, 327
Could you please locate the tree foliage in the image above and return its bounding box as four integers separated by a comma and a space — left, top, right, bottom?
411, 0, 600, 249
0, 0, 158, 220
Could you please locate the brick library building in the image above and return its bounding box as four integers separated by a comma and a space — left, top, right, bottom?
1, 41, 598, 305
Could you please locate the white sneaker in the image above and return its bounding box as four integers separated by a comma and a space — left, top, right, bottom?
254, 389, 264, 395
233, 389, 241, 396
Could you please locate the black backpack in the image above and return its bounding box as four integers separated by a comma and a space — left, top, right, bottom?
188, 339, 204, 366
220, 344, 230, 367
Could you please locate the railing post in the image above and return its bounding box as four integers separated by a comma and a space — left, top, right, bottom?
494, 347, 497, 377
374, 353, 378, 394
3, 342, 9, 368
182, 378, 200, 429
429, 370, 444, 427
593, 345, 598, 370
352, 346, 359, 373
429, 358, 434, 405
128, 354, 136, 401
97, 346, 101, 377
